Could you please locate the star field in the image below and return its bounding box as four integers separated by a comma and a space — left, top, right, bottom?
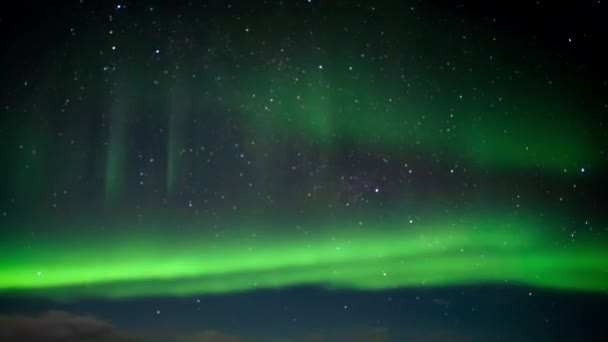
1, 1, 608, 341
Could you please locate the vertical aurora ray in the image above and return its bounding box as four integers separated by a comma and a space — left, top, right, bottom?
104, 95, 128, 205
166, 107, 177, 196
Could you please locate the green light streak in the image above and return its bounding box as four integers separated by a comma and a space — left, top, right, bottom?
166, 105, 178, 196
104, 101, 127, 204
1, 215, 607, 299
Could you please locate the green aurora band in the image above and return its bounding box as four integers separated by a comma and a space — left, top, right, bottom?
2, 214, 607, 299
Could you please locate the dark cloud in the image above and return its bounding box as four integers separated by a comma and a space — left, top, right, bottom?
0, 311, 253, 342
405, 331, 478, 342
181, 329, 245, 342
0, 311, 257, 342
0, 310, 138, 342
277, 327, 480, 342
0, 311, 482, 342
261, 327, 392, 342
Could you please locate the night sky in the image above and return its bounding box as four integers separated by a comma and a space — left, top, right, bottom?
1, 1, 608, 341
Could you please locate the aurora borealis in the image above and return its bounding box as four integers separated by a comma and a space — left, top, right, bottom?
2, 0, 608, 341
2, 213, 608, 298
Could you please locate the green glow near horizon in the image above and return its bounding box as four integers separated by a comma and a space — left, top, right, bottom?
1, 214, 607, 299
